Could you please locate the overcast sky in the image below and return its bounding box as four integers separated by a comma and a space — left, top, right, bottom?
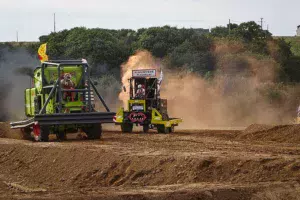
0, 0, 299, 42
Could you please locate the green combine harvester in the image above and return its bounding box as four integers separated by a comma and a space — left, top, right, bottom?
10, 60, 115, 141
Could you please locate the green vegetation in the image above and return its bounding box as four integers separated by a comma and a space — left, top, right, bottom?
1, 22, 300, 84
1, 21, 300, 119
279, 37, 300, 82
282, 36, 300, 57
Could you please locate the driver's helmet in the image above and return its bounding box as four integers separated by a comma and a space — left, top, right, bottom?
138, 84, 142, 89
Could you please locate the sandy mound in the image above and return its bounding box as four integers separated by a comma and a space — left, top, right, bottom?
238, 124, 300, 143
0, 122, 22, 139
243, 124, 274, 134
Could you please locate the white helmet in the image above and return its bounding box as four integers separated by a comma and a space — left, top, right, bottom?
138, 84, 142, 89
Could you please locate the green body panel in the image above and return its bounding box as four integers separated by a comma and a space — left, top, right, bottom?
33, 66, 83, 94
128, 99, 146, 111
64, 101, 84, 112
44, 66, 83, 86
30, 65, 85, 115
25, 88, 36, 117
45, 94, 54, 114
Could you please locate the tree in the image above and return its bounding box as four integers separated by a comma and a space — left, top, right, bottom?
136, 26, 187, 57
169, 35, 215, 74
211, 26, 229, 38
210, 23, 238, 38
232, 21, 272, 42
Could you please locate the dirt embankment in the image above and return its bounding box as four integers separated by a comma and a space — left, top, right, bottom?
0, 123, 300, 199
0, 122, 22, 139
238, 124, 300, 143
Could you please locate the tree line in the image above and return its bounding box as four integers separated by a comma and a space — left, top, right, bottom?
1, 21, 300, 82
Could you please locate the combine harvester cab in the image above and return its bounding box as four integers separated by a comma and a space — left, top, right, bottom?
114, 69, 182, 133
11, 60, 115, 141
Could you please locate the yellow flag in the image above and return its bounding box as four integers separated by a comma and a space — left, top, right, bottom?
38, 43, 49, 62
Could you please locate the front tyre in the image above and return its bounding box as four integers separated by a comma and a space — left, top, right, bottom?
121, 123, 133, 133
143, 124, 149, 133
39, 126, 49, 142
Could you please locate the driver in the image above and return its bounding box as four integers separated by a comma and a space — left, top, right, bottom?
61, 73, 75, 101
136, 84, 145, 99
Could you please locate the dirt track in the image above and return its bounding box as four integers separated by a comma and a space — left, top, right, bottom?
0, 124, 300, 199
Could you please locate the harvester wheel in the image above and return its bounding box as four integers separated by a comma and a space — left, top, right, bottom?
39, 126, 49, 142
21, 127, 32, 140
169, 126, 175, 133
157, 125, 164, 133
157, 125, 170, 134
121, 123, 133, 133
85, 124, 102, 139
143, 124, 149, 133
164, 126, 170, 134
56, 130, 66, 141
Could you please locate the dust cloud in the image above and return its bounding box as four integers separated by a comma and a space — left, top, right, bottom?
0, 46, 39, 121
119, 46, 299, 129
119, 50, 162, 109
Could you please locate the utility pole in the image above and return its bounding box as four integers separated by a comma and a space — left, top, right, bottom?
229, 19, 231, 35
260, 17, 263, 30
16, 31, 18, 42
54, 13, 56, 33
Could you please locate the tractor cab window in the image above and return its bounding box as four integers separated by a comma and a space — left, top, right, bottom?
145, 78, 157, 99
130, 77, 158, 100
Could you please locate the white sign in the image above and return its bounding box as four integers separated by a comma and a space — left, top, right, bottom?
132, 105, 144, 111
132, 69, 156, 77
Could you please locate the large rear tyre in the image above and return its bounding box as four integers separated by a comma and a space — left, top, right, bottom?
121, 123, 133, 133
85, 124, 102, 139
39, 126, 49, 142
